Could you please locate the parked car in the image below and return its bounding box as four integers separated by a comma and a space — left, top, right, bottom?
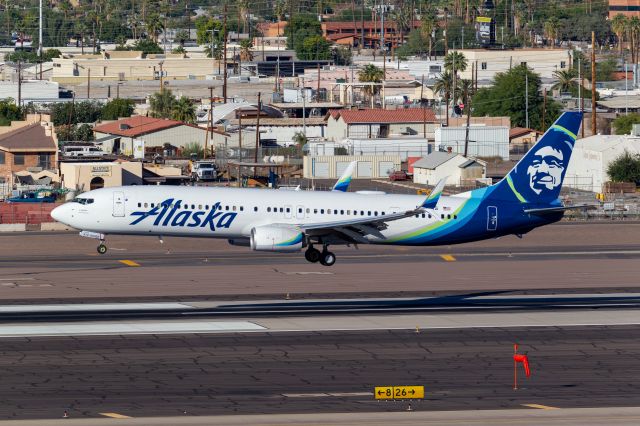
389, 171, 409, 181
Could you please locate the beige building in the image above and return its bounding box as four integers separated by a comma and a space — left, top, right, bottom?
60, 161, 144, 192
325, 108, 438, 141
451, 48, 572, 80
412, 152, 487, 187
303, 155, 401, 179
52, 50, 227, 84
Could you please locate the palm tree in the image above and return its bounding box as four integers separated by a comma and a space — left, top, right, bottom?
433, 70, 454, 126
149, 89, 176, 119
459, 78, 474, 156
145, 13, 164, 43
240, 39, 253, 61
628, 16, 640, 64
172, 96, 196, 123
444, 51, 468, 73
420, 12, 437, 60
611, 14, 628, 56
543, 17, 559, 47
551, 69, 578, 93
357, 64, 384, 103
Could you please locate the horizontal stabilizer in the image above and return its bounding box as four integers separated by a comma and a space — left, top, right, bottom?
523, 205, 598, 215
420, 177, 447, 209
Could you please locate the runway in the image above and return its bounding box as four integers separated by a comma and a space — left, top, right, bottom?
0, 324, 638, 420
0, 222, 639, 301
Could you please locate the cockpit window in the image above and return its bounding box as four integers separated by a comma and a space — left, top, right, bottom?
72, 198, 94, 205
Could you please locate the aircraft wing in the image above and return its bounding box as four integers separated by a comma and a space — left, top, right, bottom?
294, 208, 423, 244
523, 204, 598, 215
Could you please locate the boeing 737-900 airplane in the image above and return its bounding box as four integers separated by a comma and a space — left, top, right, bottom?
52, 112, 586, 266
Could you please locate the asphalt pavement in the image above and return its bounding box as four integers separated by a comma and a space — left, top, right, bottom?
0, 325, 638, 420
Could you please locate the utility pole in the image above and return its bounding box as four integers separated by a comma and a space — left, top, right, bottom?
302, 78, 306, 137
38, 0, 44, 80
580, 60, 585, 138
238, 109, 242, 163
223, 2, 228, 103
17, 61, 21, 109
206, 86, 213, 159
87, 68, 91, 99
591, 31, 597, 135
542, 88, 547, 130
421, 74, 426, 138
381, 4, 386, 81
525, 68, 529, 129
159, 61, 164, 93
254, 92, 261, 168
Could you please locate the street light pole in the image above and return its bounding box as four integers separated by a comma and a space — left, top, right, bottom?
223, 2, 228, 103
87, 67, 91, 99
159, 61, 164, 93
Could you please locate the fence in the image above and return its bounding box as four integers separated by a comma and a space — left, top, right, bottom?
0, 202, 59, 224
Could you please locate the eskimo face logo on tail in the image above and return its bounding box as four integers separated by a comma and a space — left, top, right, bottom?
526, 146, 565, 195
129, 199, 237, 231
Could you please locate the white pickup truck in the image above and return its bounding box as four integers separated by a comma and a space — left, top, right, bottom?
191, 161, 218, 181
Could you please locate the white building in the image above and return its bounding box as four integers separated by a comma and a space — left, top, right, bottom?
451, 48, 572, 81
308, 137, 431, 161
0, 80, 59, 102
325, 108, 438, 141
564, 134, 640, 193
435, 126, 510, 160
412, 151, 486, 186
303, 155, 401, 179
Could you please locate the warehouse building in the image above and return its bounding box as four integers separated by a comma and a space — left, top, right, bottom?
303, 155, 401, 179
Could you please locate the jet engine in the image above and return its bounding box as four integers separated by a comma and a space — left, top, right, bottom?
250, 226, 303, 252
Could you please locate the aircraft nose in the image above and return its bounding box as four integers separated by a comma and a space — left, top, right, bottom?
51, 203, 70, 224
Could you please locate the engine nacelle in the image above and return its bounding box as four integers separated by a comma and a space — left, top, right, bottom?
250, 226, 303, 252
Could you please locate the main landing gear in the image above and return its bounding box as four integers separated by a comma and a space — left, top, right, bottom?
304, 245, 336, 266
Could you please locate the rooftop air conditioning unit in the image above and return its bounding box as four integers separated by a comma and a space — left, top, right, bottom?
119, 123, 130, 130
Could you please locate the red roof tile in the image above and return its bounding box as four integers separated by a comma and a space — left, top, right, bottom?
329, 108, 437, 124
93, 116, 203, 138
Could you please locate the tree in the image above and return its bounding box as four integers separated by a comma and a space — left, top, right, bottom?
50, 101, 102, 126
299, 35, 331, 60
420, 12, 438, 60
239, 39, 253, 62
607, 151, 640, 183
0, 99, 24, 126
543, 17, 560, 47
181, 141, 203, 158
195, 16, 223, 46
102, 98, 135, 120
358, 64, 384, 99
171, 96, 196, 123
149, 89, 176, 119
333, 46, 352, 66
133, 38, 163, 54
551, 69, 578, 93
174, 30, 190, 47
612, 113, 640, 135
444, 51, 468, 73
472, 65, 562, 131
145, 13, 164, 43
433, 71, 455, 125
611, 14, 628, 56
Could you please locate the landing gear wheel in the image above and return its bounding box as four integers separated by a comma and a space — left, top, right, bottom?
319, 251, 336, 266
97, 244, 107, 255
304, 247, 321, 263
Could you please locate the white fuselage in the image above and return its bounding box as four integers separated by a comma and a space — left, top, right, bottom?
53, 185, 473, 244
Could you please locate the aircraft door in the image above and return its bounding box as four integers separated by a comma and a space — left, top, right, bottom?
113, 191, 125, 217
296, 205, 305, 219
487, 206, 498, 231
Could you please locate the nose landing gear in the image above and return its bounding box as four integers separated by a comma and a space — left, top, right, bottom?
97, 242, 108, 254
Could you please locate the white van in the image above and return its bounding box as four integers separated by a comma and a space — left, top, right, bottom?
62, 145, 108, 157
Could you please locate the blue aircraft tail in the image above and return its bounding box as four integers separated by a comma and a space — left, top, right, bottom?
491, 112, 582, 205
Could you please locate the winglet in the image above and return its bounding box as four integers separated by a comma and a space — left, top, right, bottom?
420, 177, 447, 209
332, 161, 357, 192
